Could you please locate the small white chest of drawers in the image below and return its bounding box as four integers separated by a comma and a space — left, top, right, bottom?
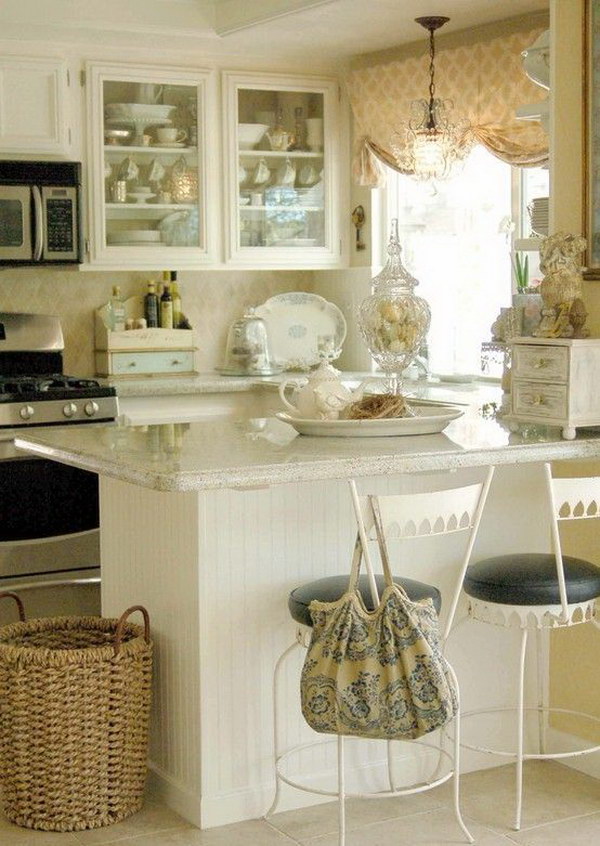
509, 337, 600, 439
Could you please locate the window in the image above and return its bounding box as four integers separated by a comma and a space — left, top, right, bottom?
385, 145, 543, 380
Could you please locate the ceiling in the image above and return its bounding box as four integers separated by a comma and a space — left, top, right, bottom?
0, 0, 549, 66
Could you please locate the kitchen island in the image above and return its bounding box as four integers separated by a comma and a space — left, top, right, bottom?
14, 407, 600, 829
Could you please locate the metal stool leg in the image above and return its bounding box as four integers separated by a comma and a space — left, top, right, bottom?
536, 627, 547, 756
337, 734, 346, 846
448, 664, 474, 843
514, 628, 529, 831
266, 640, 303, 819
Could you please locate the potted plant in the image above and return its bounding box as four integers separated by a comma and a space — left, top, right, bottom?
511, 251, 542, 336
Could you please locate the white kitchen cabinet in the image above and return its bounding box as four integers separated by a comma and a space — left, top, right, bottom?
0, 57, 70, 156
86, 62, 217, 268
223, 71, 344, 268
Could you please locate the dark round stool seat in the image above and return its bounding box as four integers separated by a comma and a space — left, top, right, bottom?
464, 553, 600, 606
288, 574, 442, 627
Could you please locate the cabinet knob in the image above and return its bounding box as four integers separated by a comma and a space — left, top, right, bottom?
533, 358, 548, 369
532, 394, 545, 406
128, 361, 137, 367
171, 359, 181, 366
19, 405, 34, 420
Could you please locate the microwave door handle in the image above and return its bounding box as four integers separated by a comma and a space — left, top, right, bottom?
32, 185, 44, 261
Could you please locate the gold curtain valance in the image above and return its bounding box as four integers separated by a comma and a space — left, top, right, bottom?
346, 24, 549, 187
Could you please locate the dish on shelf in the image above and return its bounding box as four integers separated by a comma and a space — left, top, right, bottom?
127, 192, 157, 204
107, 230, 162, 244
152, 141, 188, 148
275, 404, 464, 437
521, 30, 550, 90
255, 292, 346, 370
105, 103, 175, 121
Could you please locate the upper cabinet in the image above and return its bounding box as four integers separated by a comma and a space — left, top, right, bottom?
223, 71, 344, 268
0, 57, 70, 156
86, 62, 216, 268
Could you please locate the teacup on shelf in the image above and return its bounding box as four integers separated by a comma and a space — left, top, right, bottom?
155, 127, 187, 145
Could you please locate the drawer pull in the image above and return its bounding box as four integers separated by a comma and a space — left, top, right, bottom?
532, 358, 548, 369
128, 361, 137, 368
528, 393, 545, 406
171, 359, 181, 366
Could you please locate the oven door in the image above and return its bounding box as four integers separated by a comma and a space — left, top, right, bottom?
0, 453, 101, 617
0, 185, 34, 261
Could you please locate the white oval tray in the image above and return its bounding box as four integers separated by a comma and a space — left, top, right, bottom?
276, 405, 464, 437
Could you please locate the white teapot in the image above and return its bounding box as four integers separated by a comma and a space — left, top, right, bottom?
279, 361, 368, 420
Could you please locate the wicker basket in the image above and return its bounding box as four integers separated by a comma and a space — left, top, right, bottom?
0, 592, 153, 832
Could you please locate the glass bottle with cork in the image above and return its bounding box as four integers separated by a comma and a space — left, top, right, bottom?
144, 280, 159, 328
170, 271, 182, 328
160, 271, 174, 329
109, 285, 126, 331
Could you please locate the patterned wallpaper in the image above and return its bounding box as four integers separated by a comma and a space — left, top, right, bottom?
0, 267, 314, 377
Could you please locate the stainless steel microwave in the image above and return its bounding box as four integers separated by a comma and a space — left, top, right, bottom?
0, 161, 82, 265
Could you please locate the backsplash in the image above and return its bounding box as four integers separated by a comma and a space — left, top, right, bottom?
0, 268, 314, 376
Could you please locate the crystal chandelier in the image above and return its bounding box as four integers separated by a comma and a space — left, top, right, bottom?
391, 16, 471, 182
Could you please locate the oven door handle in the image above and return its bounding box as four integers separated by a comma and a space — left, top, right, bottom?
0, 575, 100, 592
0, 528, 99, 548
32, 185, 44, 261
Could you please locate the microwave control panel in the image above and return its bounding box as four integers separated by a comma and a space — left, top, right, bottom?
42, 186, 78, 261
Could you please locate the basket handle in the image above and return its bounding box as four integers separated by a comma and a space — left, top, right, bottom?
114, 605, 150, 655
0, 591, 26, 622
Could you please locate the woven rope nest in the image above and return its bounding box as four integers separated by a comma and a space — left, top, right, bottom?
343, 393, 413, 420
0, 606, 152, 832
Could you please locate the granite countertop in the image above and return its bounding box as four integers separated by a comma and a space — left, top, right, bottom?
14, 404, 600, 493
105, 370, 502, 406
104, 372, 267, 396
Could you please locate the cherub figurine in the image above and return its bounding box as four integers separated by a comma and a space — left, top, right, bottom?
537, 232, 588, 337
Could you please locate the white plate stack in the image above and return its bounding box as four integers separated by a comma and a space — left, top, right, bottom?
529, 197, 549, 237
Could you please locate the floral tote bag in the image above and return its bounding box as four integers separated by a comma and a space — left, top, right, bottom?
300, 497, 458, 741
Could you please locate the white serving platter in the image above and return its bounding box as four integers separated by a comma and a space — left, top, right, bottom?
255, 292, 346, 370
275, 404, 464, 437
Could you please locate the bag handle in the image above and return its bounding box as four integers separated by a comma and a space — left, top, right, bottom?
0, 591, 26, 622
346, 496, 395, 597
114, 605, 150, 656
369, 496, 397, 589
347, 532, 364, 592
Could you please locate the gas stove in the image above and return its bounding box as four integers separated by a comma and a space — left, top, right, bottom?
0, 312, 118, 429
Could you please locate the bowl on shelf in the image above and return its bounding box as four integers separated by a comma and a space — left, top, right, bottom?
238, 123, 269, 150
104, 128, 133, 146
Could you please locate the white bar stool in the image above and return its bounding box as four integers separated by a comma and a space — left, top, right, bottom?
266, 471, 494, 846
445, 462, 600, 831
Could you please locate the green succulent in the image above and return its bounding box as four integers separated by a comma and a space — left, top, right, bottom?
511, 252, 529, 292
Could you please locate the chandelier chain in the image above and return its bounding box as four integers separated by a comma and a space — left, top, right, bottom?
428, 27, 436, 104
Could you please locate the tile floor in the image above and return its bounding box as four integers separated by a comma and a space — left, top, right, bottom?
1, 762, 599, 845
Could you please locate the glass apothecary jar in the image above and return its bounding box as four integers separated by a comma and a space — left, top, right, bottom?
223, 71, 342, 268
86, 63, 215, 268
358, 219, 431, 394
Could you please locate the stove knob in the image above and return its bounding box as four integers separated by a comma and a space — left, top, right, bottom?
84, 401, 99, 417
63, 402, 78, 418
19, 405, 34, 420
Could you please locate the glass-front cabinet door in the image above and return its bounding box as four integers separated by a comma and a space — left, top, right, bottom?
223, 72, 342, 268
86, 63, 215, 267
